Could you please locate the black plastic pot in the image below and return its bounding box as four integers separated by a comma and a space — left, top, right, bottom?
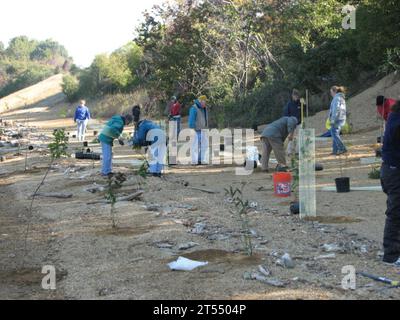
28, 145, 34, 151
315, 163, 324, 171
377, 136, 382, 144
83, 141, 88, 147
93, 131, 98, 136
75, 152, 101, 160
335, 177, 350, 193
290, 202, 300, 215
376, 148, 382, 158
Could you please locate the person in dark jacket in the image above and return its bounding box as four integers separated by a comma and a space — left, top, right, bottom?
283, 89, 305, 156
131, 107, 166, 177
381, 100, 400, 266
283, 89, 303, 125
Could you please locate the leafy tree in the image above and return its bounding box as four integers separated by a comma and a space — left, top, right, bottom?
5, 36, 38, 60
62, 74, 80, 102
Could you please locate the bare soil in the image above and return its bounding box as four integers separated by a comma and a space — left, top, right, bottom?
0, 88, 399, 300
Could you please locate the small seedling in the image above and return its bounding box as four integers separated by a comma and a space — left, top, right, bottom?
368, 166, 381, 180
224, 184, 253, 256
22, 129, 69, 266
105, 172, 127, 229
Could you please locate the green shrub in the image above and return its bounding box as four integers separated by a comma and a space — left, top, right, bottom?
62, 74, 80, 102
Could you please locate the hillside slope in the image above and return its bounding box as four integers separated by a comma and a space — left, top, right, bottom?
308, 73, 400, 134
0, 74, 66, 114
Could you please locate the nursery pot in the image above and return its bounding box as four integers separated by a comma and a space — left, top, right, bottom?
335, 177, 350, 193
315, 163, 324, 171
83, 141, 88, 147
93, 131, 98, 136
75, 152, 101, 161
290, 202, 300, 215
377, 136, 382, 144
376, 148, 382, 158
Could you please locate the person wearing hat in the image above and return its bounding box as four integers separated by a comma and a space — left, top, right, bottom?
188, 95, 209, 165
169, 96, 182, 136
98, 113, 133, 176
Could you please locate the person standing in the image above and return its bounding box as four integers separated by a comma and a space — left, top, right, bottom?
381, 100, 400, 266
283, 89, 303, 125
74, 100, 91, 142
169, 96, 182, 136
188, 95, 209, 165
283, 89, 305, 156
328, 86, 347, 155
98, 114, 133, 176
260, 116, 298, 172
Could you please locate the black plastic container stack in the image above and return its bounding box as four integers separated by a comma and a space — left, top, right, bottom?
75, 152, 101, 160
335, 177, 350, 193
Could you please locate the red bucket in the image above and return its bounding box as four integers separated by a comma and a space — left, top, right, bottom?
273, 172, 292, 197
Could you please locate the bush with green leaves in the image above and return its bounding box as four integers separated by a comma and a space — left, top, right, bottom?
62, 74, 80, 102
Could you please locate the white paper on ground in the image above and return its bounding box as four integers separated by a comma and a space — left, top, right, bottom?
168, 257, 208, 271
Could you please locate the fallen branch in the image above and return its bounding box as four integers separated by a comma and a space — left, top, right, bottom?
32, 192, 73, 199
87, 190, 144, 205
187, 186, 219, 194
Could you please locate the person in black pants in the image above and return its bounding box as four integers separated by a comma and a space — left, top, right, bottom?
381, 100, 400, 265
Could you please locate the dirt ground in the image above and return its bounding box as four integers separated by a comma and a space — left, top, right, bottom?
1, 101, 399, 300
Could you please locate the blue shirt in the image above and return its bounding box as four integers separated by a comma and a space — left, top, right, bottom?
383, 112, 400, 168
74, 105, 91, 121
132, 120, 162, 146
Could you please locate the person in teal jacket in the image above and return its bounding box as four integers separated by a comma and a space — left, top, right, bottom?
98, 114, 133, 176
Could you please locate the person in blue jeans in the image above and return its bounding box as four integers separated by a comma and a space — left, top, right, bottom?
74, 100, 91, 142
131, 106, 166, 177
188, 95, 209, 165
98, 114, 133, 176
328, 86, 348, 155
381, 100, 400, 266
